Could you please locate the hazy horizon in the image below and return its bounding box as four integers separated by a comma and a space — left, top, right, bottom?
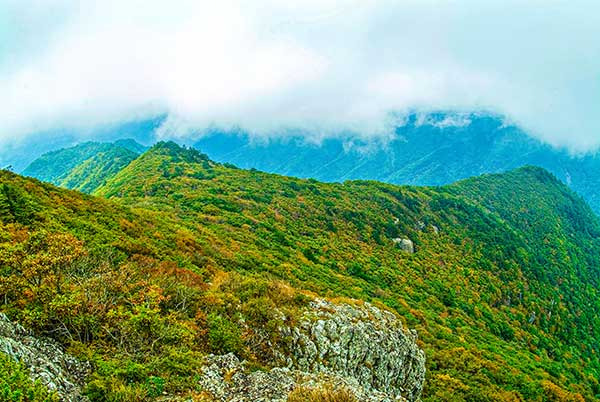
2, 1, 600, 152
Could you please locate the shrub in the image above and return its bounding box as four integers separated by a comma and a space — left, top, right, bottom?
0, 353, 58, 402
206, 313, 244, 355
145, 376, 165, 397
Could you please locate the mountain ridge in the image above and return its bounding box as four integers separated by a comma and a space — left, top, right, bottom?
22, 139, 147, 194
93, 143, 600, 397
6, 139, 600, 399
20, 112, 600, 215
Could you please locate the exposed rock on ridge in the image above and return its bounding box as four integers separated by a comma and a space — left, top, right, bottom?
198, 353, 397, 401
277, 299, 426, 401
392, 238, 415, 253
199, 299, 426, 401
0, 313, 90, 401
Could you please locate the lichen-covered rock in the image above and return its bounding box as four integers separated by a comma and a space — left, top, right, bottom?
277, 299, 426, 401
198, 353, 401, 402
392, 238, 415, 253
0, 313, 90, 401
198, 300, 425, 402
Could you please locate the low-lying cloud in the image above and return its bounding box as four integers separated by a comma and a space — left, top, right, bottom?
2, 0, 600, 152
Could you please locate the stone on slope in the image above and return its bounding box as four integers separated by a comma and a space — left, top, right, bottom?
392, 238, 415, 253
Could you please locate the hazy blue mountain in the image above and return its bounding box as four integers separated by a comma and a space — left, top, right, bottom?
20, 111, 600, 212
1, 117, 162, 172
193, 112, 600, 213
22, 139, 146, 193
0, 131, 79, 173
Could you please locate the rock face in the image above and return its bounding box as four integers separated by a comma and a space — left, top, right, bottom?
0, 314, 90, 401
276, 299, 426, 401
198, 300, 426, 402
198, 353, 396, 402
393, 238, 415, 253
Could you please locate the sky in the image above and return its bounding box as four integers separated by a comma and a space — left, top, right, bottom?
1, 0, 599, 152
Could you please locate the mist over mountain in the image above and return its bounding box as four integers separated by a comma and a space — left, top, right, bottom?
193, 112, 600, 214
20, 111, 600, 214
3, 2, 600, 151
0, 118, 161, 172
4, 2, 600, 400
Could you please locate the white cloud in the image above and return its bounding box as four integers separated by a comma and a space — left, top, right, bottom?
1, 0, 600, 152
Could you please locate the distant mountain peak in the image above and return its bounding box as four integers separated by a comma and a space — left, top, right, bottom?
93, 141, 217, 199
113, 138, 147, 154
21, 139, 145, 194
145, 141, 209, 163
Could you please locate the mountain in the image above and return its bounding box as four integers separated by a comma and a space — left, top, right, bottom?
193, 112, 600, 214
22, 111, 600, 215
22, 139, 146, 193
1, 117, 162, 173
4, 142, 600, 400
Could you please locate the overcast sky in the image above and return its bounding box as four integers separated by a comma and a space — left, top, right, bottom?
1, 0, 599, 151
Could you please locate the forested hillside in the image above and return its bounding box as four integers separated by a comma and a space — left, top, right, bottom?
2, 142, 600, 400
22, 139, 145, 193
193, 113, 600, 214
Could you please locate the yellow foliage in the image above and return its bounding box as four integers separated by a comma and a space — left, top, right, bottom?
541, 380, 585, 402
287, 384, 357, 402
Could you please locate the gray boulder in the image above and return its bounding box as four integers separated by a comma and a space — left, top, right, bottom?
198, 353, 399, 401
198, 300, 426, 401
392, 238, 415, 253
276, 299, 426, 401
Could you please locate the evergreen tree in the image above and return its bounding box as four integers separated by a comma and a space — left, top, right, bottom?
0, 183, 34, 224
0, 184, 14, 222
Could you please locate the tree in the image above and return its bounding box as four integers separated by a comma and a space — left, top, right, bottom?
0, 183, 35, 224
0, 184, 14, 222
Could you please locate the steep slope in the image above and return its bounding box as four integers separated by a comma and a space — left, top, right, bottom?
58, 145, 140, 193
22, 141, 111, 183
0, 167, 426, 401
93, 142, 600, 400
22, 140, 145, 193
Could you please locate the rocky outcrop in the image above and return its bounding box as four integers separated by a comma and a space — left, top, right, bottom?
0, 313, 90, 401
393, 238, 415, 253
276, 299, 426, 401
198, 300, 426, 401
198, 353, 396, 401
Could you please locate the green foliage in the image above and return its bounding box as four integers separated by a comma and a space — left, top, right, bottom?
0, 353, 58, 401
144, 377, 165, 398
206, 313, 243, 355
0, 182, 36, 224
22, 141, 143, 194
2, 145, 600, 400
59, 147, 139, 193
